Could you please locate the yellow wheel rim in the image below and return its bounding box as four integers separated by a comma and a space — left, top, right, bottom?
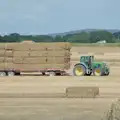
75, 67, 84, 76
95, 69, 101, 76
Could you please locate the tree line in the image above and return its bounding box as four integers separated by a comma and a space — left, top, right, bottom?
0, 30, 119, 43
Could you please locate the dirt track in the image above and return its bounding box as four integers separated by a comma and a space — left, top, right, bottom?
0, 46, 120, 120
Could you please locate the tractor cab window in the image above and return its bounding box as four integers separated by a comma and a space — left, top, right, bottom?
80, 56, 90, 62
80, 57, 85, 62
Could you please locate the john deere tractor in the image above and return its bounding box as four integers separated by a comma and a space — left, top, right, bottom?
73, 56, 110, 76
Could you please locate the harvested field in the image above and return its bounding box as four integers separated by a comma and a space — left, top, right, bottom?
0, 45, 120, 120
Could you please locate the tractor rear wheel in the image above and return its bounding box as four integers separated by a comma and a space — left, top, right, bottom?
73, 65, 86, 76
93, 68, 103, 76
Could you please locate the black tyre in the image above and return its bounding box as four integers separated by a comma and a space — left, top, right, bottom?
73, 65, 86, 76
49, 72, 56, 76
105, 72, 109, 76
85, 72, 92, 76
15, 72, 20, 76
42, 72, 46, 76
7, 71, 15, 76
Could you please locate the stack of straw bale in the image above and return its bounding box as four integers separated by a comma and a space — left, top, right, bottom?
0, 41, 71, 71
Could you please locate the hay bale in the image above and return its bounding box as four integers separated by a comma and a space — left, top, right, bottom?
30, 50, 70, 57
6, 42, 71, 51
13, 64, 48, 71
29, 44, 46, 50
23, 57, 46, 64
4, 63, 14, 69
0, 44, 5, 49
46, 57, 70, 64
4, 57, 13, 62
0, 57, 4, 62
30, 51, 47, 57
46, 50, 70, 57
0, 50, 5, 57
13, 51, 29, 57
46, 42, 71, 50
66, 86, 99, 98
13, 63, 70, 71
13, 58, 23, 64
6, 43, 30, 50
5, 51, 13, 57
102, 99, 120, 120
0, 63, 5, 70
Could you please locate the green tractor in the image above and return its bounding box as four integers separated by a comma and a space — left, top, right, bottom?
73, 56, 110, 76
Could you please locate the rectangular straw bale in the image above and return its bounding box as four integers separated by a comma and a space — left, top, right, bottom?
13, 51, 29, 57
6, 43, 30, 50
44, 42, 71, 50
13, 58, 23, 64
66, 87, 99, 98
64, 63, 70, 69
29, 44, 46, 50
0, 44, 5, 49
45, 63, 70, 69
6, 42, 71, 51
46, 57, 70, 64
4, 63, 14, 69
23, 57, 46, 64
13, 64, 48, 71
13, 63, 70, 71
0, 57, 4, 62
46, 50, 70, 57
4, 57, 13, 62
0, 50, 5, 57
30, 51, 47, 57
5, 50, 13, 57
0, 63, 5, 70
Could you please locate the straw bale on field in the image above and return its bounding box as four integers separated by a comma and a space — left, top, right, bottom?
66, 87, 99, 98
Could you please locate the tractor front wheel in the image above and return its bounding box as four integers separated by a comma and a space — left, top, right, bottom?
73, 65, 86, 76
93, 68, 103, 76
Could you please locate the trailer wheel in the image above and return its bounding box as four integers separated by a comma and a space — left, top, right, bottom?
42, 72, 46, 76
7, 71, 15, 76
49, 72, 56, 76
56, 72, 61, 76
0, 72, 7, 77
15, 72, 20, 76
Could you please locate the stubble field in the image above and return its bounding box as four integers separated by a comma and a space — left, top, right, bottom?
0, 45, 120, 120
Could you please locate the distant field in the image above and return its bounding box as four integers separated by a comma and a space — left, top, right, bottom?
72, 43, 120, 47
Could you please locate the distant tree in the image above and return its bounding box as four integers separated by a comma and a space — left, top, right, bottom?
89, 31, 115, 43
33, 35, 53, 42
2, 33, 21, 42
113, 32, 120, 42
63, 32, 90, 43
0, 35, 2, 40
53, 35, 65, 42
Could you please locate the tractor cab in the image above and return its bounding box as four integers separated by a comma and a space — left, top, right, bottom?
73, 55, 110, 76
80, 56, 94, 68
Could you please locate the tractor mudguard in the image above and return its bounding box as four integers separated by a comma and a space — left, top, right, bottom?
74, 63, 87, 69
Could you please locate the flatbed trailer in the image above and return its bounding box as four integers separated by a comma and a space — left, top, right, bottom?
0, 41, 71, 76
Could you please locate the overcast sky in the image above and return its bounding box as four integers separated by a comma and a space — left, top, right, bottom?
0, 0, 120, 35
